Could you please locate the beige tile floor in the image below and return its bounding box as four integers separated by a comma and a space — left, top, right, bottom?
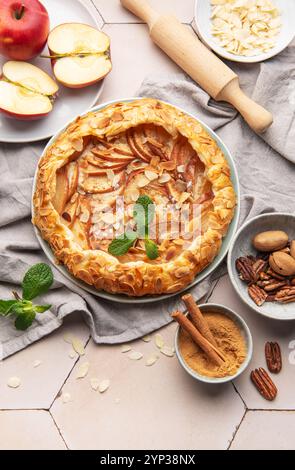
1, 0, 294, 450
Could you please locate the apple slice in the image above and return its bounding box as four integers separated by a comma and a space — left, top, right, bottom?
2, 61, 58, 96
0, 81, 53, 120
47, 23, 112, 88
0, 61, 58, 120
52, 167, 69, 214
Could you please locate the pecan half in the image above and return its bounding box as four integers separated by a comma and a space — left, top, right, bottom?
266, 268, 286, 281
251, 367, 277, 401
236, 257, 255, 283
264, 280, 287, 292
252, 259, 267, 277
275, 286, 295, 303
248, 284, 268, 306
265, 342, 282, 373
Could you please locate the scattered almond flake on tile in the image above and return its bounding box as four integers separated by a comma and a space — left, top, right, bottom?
121, 344, 132, 353
155, 333, 165, 349
62, 392, 72, 404
76, 362, 90, 379
33, 360, 42, 368
71, 337, 85, 356
7, 376, 21, 388
63, 333, 73, 344
98, 379, 110, 393
142, 335, 151, 342
69, 350, 77, 359
128, 351, 143, 361
160, 346, 175, 358
146, 353, 159, 367
90, 377, 100, 391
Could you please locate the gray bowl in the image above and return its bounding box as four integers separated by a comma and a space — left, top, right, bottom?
227, 212, 295, 320
174, 303, 253, 384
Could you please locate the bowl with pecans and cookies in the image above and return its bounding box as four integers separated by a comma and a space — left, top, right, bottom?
172, 294, 253, 384
228, 212, 295, 320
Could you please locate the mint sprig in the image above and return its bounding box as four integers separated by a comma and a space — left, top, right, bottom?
108, 195, 159, 260
0, 263, 54, 331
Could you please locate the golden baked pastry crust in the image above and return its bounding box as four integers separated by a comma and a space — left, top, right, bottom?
33, 98, 236, 296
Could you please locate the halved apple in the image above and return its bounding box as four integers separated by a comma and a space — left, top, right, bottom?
47, 23, 112, 88
0, 61, 58, 120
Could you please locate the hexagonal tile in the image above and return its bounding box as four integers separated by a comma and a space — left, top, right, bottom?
99, 23, 183, 102
0, 410, 66, 450
0, 314, 89, 410
51, 323, 245, 450
92, 0, 195, 24
209, 275, 295, 409
231, 411, 295, 449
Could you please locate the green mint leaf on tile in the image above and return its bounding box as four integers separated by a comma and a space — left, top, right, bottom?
22, 263, 54, 300
0, 300, 19, 315
108, 232, 138, 256
145, 239, 159, 260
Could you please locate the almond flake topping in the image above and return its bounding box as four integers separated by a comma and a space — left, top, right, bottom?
158, 173, 171, 183
145, 170, 158, 181
177, 165, 185, 173
80, 208, 90, 224
137, 175, 150, 188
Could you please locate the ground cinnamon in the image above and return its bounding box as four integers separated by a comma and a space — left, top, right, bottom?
178, 311, 247, 378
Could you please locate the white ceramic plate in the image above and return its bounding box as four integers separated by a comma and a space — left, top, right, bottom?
194, 0, 295, 63
0, 0, 104, 143
228, 212, 295, 320
32, 97, 240, 304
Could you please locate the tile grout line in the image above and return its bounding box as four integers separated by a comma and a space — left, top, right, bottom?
48, 336, 91, 410
227, 408, 247, 450
49, 409, 69, 450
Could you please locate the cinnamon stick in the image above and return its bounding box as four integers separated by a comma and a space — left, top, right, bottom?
182, 294, 217, 346
172, 310, 225, 367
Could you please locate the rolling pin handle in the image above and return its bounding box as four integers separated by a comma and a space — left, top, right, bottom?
120, 0, 158, 27
217, 78, 273, 134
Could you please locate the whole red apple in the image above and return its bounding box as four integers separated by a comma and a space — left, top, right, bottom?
0, 0, 49, 60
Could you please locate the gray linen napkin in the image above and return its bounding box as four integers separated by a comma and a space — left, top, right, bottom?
1, 41, 295, 358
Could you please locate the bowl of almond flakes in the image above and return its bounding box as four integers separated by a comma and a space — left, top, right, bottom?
194, 0, 295, 63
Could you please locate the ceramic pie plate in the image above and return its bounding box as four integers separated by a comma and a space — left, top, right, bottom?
32, 97, 240, 304
0, 0, 104, 143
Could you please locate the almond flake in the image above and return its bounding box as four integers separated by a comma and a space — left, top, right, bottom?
106, 169, 115, 182
177, 165, 185, 173
80, 208, 90, 224
33, 360, 42, 368
112, 174, 121, 188
90, 377, 100, 391
155, 333, 165, 349
62, 392, 71, 404
145, 170, 158, 181
71, 138, 83, 152
63, 333, 73, 344
160, 346, 175, 357
72, 337, 85, 356
130, 188, 140, 202
121, 344, 131, 353
76, 361, 89, 379
137, 175, 150, 188
7, 376, 21, 388
128, 351, 143, 360
99, 379, 110, 393
69, 350, 76, 359
146, 354, 159, 367
101, 212, 115, 224
158, 173, 171, 183
142, 335, 151, 342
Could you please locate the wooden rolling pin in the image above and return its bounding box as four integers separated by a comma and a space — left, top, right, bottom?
120, 0, 273, 134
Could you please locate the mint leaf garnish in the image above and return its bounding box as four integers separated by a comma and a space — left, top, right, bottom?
22, 263, 53, 300
145, 239, 159, 260
0, 263, 54, 331
134, 195, 155, 237
108, 232, 137, 256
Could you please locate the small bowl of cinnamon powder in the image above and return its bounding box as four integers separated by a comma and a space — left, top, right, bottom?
174, 301, 253, 384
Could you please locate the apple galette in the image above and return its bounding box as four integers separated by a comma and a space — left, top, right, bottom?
33, 98, 236, 297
